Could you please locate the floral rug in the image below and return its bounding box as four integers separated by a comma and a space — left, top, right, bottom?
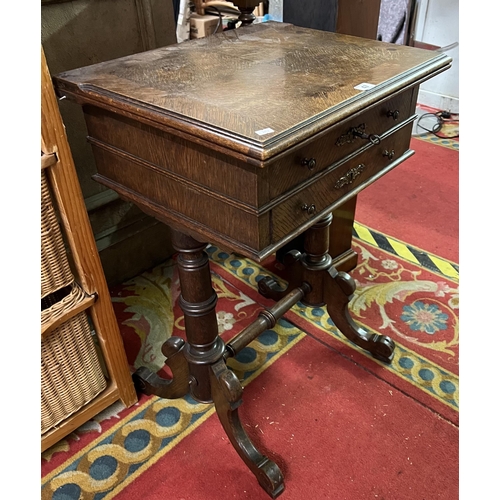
208, 224, 459, 424
108, 221, 458, 424
41, 223, 458, 499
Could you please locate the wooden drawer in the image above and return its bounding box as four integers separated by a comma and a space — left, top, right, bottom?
84, 106, 260, 207
84, 89, 415, 213
270, 121, 413, 243
90, 145, 270, 251
266, 87, 416, 200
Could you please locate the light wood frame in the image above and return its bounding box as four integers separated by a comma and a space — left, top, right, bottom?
41, 47, 137, 452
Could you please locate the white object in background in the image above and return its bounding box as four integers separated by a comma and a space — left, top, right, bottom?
413, 0, 459, 112
177, 0, 192, 43
268, 0, 283, 22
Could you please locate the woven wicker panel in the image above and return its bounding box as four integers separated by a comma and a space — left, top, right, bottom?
41, 311, 107, 434
41, 169, 74, 299
41, 282, 87, 329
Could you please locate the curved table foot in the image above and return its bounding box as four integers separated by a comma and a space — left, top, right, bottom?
210, 359, 285, 498
325, 267, 395, 364
132, 336, 191, 398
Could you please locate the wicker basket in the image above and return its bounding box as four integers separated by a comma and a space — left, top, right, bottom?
41, 311, 107, 434
41, 170, 73, 300
41, 282, 87, 330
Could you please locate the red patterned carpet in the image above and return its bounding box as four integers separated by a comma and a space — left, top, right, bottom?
356, 136, 458, 263
210, 235, 458, 425
41, 135, 458, 499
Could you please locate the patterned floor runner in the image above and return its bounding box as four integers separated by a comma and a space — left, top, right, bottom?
41, 224, 458, 499
208, 225, 459, 424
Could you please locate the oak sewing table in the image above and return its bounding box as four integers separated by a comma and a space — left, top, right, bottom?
53, 22, 451, 497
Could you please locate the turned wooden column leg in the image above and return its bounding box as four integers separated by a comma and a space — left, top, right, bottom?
300, 213, 334, 306
258, 215, 334, 304
329, 196, 359, 273
259, 214, 395, 363
304, 215, 395, 363
275, 197, 358, 273
132, 230, 224, 400
171, 230, 225, 403
173, 231, 285, 497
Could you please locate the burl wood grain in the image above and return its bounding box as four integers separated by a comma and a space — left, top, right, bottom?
51, 23, 451, 260
53, 22, 451, 160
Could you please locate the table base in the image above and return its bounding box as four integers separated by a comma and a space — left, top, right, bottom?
132, 213, 395, 497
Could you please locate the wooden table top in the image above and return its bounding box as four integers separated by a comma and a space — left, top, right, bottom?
53, 22, 451, 160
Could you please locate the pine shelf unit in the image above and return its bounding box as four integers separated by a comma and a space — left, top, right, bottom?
41, 47, 137, 452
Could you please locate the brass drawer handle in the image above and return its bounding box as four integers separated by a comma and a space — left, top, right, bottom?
352, 128, 381, 145
383, 149, 395, 160
301, 203, 316, 215
301, 157, 317, 170
387, 109, 400, 120
335, 164, 365, 189
336, 124, 380, 146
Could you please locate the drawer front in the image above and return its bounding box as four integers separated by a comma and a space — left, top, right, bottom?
84, 106, 260, 207
90, 146, 270, 251
266, 87, 416, 200
271, 122, 413, 243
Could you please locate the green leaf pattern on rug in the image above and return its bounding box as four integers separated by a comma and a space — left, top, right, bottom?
351, 247, 459, 357
112, 263, 177, 373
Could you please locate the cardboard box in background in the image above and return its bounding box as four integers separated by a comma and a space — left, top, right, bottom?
190, 14, 223, 39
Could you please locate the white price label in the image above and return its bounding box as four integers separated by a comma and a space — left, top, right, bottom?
354, 82, 376, 91
255, 128, 275, 136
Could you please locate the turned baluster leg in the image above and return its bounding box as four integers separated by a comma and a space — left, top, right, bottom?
174, 231, 285, 497
309, 216, 396, 363
133, 230, 223, 400
276, 197, 358, 274
300, 213, 334, 306
259, 214, 396, 363
171, 231, 225, 402
132, 234, 196, 398
258, 215, 334, 303
328, 196, 359, 273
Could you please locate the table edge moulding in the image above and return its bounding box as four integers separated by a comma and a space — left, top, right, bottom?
51, 22, 451, 497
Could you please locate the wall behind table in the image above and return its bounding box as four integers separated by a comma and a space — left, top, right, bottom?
269, 0, 458, 112
271, 0, 382, 40
41, 0, 177, 285
413, 0, 459, 112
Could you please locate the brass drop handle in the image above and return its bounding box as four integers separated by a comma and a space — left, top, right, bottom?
387, 109, 400, 120
301, 157, 317, 170
301, 203, 316, 215
383, 149, 395, 160
352, 129, 381, 145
